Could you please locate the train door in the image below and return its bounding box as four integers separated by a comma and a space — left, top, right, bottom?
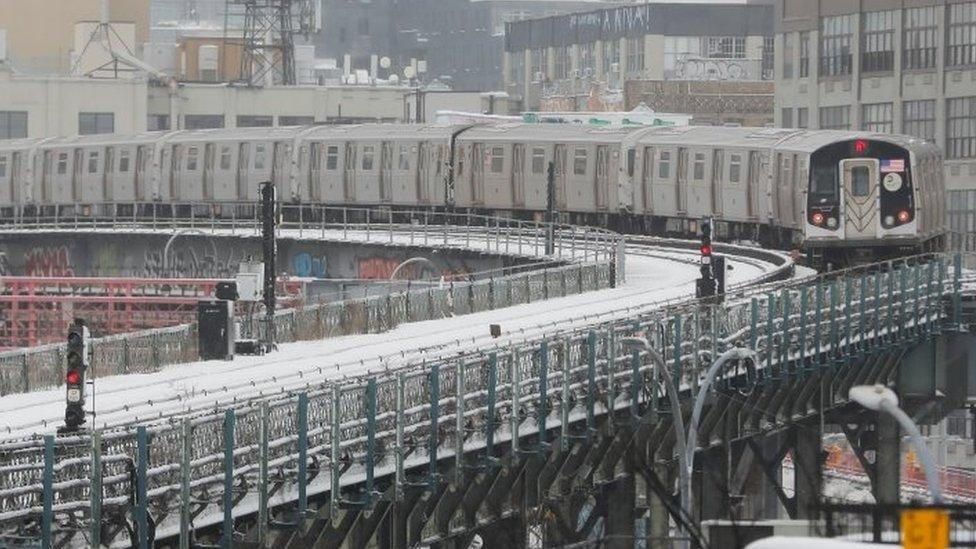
595, 145, 609, 210
840, 158, 879, 239
237, 143, 250, 201
272, 142, 289, 198
169, 145, 182, 200
10, 152, 22, 204
103, 147, 114, 202
553, 144, 567, 209
72, 149, 84, 202
309, 143, 322, 201
135, 146, 147, 201
202, 143, 215, 200
711, 149, 724, 215
380, 141, 393, 202
642, 147, 655, 212
676, 147, 688, 213
42, 150, 53, 202
417, 142, 430, 203
747, 151, 760, 218
343, 143, 357, 202
512, 143, 525, 207
471, 142, 484, 204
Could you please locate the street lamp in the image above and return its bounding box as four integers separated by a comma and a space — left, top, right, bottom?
849, 384, 944, 503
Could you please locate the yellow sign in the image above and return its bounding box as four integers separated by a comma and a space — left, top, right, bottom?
901, 509, 949, 549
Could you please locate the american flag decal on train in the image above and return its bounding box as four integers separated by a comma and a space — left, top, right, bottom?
880, 159, 905, 173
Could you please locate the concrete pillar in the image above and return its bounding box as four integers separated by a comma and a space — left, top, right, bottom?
875, 413, 901, 505
697, 446, 730, 521
606, 474, 636, 549
793, 421, 823, 519
647, 466, 670, 549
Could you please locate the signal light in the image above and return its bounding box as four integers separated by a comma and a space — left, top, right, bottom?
66, 370, 81, 385
898, 210, 910, 223
854, 140, 869, 154
700, 244, 712, 256
811, 212, 825, 226
61, 320, 89, 434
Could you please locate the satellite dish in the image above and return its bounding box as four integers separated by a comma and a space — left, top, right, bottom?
389, 74, 400, 85
403, 66, 416, 79
380, 56, 391, 69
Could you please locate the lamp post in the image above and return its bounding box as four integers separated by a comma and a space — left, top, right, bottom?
849, 384, 944, 503
621, 337, 758, 545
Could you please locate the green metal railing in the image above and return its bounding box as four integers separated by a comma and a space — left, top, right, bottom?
0, 253, 962, 548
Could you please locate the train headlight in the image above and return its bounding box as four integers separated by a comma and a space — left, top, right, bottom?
811, 212, 825, 226
827, 217, 838, 228
898, 210, 911, 223
884, 215, 894, 226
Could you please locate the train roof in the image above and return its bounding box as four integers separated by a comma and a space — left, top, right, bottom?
458, 123, 633, 143
631, 126, 939, 154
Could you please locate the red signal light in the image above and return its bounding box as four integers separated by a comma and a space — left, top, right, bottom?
700, 244, 712, 256
811, 212, 825, 225
66, 370, 81, 385
898, 210, 910, 223
854, 140, 869, 154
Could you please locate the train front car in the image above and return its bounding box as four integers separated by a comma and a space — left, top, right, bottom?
800, 133, 944, 268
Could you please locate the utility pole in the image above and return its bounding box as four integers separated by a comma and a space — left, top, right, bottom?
545, 161, 556, 255
260, 181, 277, 351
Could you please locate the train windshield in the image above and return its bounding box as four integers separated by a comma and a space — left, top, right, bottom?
810, 163, 839, 204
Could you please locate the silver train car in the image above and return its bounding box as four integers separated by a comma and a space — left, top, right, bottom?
0, 124, 945, 266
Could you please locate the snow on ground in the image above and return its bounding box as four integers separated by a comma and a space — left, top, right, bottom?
0, 240, 773, 440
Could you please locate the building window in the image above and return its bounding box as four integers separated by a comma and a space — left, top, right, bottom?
573, 148, 587, 175
782, 33, 794, 79
57, 153, 68, 175
603, 39, 620, 75
79, 112, 114, 135
762, 36, 775, 81
237, 115, 273, 128
530, 48, 547, 81
491, 146, 504, 173
797, 107, 809, 129
362, 145, 375, 170
781, 108, 793, 128
903, 99, 936, 140
798, 32, 810, 77
185, 115, 224, 129
509, 50, 525, 86
861, 11, 895, 72
706, 37, 746, 59
279, 116, 314, 126
658, 151, 671, 179
626, 36, 644, 74
88, 151, 99, 173
819, 106, 851, 130
693, 153, 706, 180
947, 97, 976, 159
579, 42, 596, 74
820, 14, 854, 76
148, 114, 170, 131
531, 147, 545, 174
947, 2, 976, 67
903, 6, 938, 70
326, 146, 339, 170
554, 46, 570, 80
861, 103, 893, 133
729, 154, 742, 183
0, 111, 28, 139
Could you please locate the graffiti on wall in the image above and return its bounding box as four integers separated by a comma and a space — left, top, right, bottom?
357, 256, 474, 281
292, 253, 328, 278
25, 246, 75, 277
670, 57, 760, 82
143, 247, 245, 278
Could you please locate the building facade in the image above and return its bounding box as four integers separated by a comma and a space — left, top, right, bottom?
503, 2, 775, 112
773, 0, 976, 238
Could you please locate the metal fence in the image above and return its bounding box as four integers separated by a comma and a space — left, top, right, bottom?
0, 253, 962, 547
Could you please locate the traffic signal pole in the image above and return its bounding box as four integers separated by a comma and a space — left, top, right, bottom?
696, 217, 716, 299
59, 319, 90, 434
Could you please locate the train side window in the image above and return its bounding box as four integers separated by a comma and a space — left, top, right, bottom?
254, 145, 266, 170
88, 151, 99, 173
326, 146, 339, 170
851, 166, 870, 197
658, 151, 671, 179
0, 155, 6, 178
398, 145, 410, 170
220, 146, 232, 170
490, 146, 504, 173
693, 152, 706, 181
531, 147, 545, 174
573, 148, 587, 175
57, 153, 68, 175
627, 149, 636, 177
119, 149, 131, 173
729, 154, 742, 183
186, 147, 199, 171
362, 145, 375, 170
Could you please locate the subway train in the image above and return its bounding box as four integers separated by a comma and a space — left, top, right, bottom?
0, 123, 945, 266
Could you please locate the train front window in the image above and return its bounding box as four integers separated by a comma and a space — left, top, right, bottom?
810, 164, 839, 204
851, 166, 870, 197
